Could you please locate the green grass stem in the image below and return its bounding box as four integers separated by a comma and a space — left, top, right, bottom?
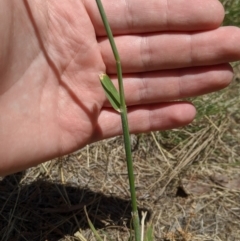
95, 0, 141, 240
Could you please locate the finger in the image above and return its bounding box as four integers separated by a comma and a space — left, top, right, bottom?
102, 64, 233, 107
99, 26, 240, 73
92, 102, 196, 142
84, 0, 224, 35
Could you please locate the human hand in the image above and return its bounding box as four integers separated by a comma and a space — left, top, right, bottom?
0, 0, 239, 175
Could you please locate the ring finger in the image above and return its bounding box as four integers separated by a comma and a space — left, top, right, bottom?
102, 64, 233, 107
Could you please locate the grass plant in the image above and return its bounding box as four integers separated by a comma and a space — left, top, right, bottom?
94, 0, 141, 240
222, 0, 240, 27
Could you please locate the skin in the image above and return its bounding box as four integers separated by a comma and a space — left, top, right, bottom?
0, 0, 240, 176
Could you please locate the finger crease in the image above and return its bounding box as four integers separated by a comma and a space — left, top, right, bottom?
140, 35, 152, 71
123, 0, 134, 31
139, 73, 148, 103
165, 0, 170, 30
188, 34, 194, 65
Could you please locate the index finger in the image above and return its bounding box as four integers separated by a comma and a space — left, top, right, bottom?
84, 0, 225, 35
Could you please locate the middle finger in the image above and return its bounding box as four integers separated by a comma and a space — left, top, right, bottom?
99, 26, 240, 74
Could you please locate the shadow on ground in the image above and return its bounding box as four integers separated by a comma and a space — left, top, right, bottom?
0, 172, 151, 241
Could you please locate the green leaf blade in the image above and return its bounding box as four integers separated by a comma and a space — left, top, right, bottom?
84, 206, 104, 241
144, 225, 154, 241
99, 73, 121, 112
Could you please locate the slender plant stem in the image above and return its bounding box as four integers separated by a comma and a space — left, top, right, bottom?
95, 0, 141, 240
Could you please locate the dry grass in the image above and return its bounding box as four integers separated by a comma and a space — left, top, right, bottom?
1, 1, 240, 240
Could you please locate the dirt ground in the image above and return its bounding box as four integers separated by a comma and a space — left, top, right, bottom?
1, 66, 240, 241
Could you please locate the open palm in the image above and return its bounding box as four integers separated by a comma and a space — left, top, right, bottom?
0, 0, 240, 175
